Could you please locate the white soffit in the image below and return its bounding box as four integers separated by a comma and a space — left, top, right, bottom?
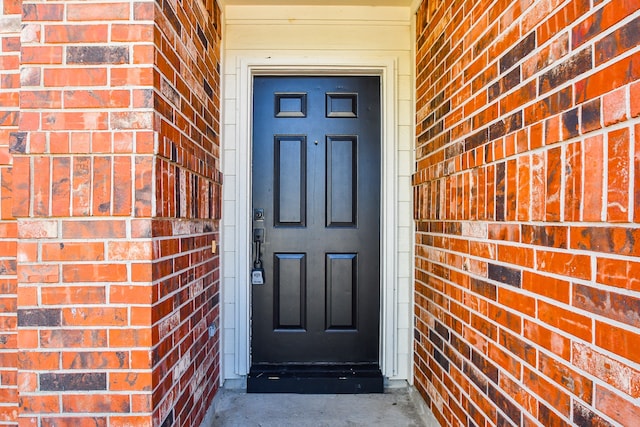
222, 0, 413, 6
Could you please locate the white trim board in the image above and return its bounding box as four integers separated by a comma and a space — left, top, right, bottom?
221, 55, 410, 383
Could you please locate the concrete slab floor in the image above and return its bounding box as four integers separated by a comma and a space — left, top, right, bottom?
203, 387, 440, 427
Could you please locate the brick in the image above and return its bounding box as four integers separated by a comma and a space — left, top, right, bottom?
41, 418, 107, 427
539, 47, 592, 95
632, 83, 640, 118
595, 321, 640, 364
603, 88, 628, 126
61, 307, 127, 327
61, 394, 130, 413
109, 329, 152, 348
545, 146, 562, 221
571, 226, 640, 257
19, 395, 60, 414
524, 320, 571, 360
63, 90, 130, 109
524, 366, 571, 416
18, 351, 60, 371
574, 283, 640, 327
583, 135, 604, 221
40, 373, 106, 392
17, 309, 60, 327
92, 156, 112, 215
539, 351, 593, 403
62, 351, 129, 370
110, 416, 153, 427
42, 112, 109, 131
522, 225, 567, 249
66, 3, 130, 21
71, 157, 91, 215
607, 128, 630, 222
572, 0, 640, 49
22, 3, 64, 20
487, 264, 521, 287
536, 249, 591, 280
522, 271, 570, 303
573, 401, 615, 427
40, 330, 107, 349
67, 46, 129, 65
110, 372, 152, 391
51, 157, 71, 216
109, 285, 152, 305
595, 385, 640, 425
574, 50, 640, 103
62, 220, 126, 239
636, 125, 640, 223
537, 0, 590, 45
41, 286, 106, 305
538, 300, 592, 342
62, 264, 127, 283
564, 141, 582, 221
17, 220, 57, 239
42, 242, 104, 262
44, 25, 109, 43
20, 46, 63, 65
488, 303, 521, 334
500, 32, 536, 73
573, 342, 640, 398
596, 257, 640, 291
43, 68, 107, 88
498, 288, 535, 317
20, 91, 62, 109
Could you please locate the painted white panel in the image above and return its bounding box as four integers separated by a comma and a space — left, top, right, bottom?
398, 278, 411, 304
225, 5, 411, 21
226, 25, 410, 51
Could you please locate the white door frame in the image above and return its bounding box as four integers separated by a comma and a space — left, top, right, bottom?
228, 55, 401, 380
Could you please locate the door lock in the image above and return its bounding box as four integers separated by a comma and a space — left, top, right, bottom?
252, 227, 265, 285
254, 208, 265, 221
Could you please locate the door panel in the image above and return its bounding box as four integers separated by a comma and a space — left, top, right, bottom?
251, 76, 381, 365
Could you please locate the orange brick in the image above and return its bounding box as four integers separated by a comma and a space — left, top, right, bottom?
41, 286, 106, 305
61, 394, 129, 413
110, 285, 153, 305
109, 328, 152, 348
61, 351, 129, 370
595, 321, 640, 364
62, 264, 127, 283
110, 372, 152, 391
42, 242, 104, 261
523, 320, 571, 361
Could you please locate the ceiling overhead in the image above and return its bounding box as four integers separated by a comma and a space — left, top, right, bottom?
222, 0, 413, 6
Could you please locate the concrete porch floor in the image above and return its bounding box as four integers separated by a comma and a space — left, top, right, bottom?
203, 386, 439, 426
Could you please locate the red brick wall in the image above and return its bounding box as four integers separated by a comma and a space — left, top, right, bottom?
150, 0, 222, 425
14, 0, 157, 424
0, 0, 21, 422
414, 0, 640, 426
0, 0, 222, 425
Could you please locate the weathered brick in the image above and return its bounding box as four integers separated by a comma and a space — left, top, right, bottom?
499, 31, 536, 73
40, 373, 106, 392
17, 309, 60, 327
67, 46, 129, 65
539, 47, 592, 95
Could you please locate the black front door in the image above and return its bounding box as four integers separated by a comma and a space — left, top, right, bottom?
249, 76, 382, 392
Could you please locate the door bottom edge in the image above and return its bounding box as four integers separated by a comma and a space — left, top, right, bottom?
247, 363, 384, 394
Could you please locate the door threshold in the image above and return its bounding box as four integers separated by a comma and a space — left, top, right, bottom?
247, 364, 384, 394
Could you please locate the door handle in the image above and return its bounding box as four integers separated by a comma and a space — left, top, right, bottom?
252, 228, 265, 285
